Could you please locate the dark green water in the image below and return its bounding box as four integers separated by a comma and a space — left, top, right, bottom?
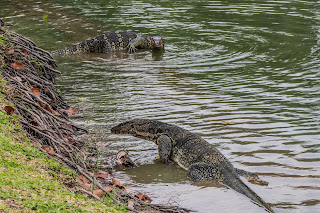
2, 0, 320, 212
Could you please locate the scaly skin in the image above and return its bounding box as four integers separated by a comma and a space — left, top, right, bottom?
52, 31, 164, 55
111, 118, 275, 213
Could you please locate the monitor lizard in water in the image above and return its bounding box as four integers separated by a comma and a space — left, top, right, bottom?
111, 118, 275, 213
52, 31, 164, 55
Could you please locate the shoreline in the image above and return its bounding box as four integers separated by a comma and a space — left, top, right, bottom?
0, 20, 188, 213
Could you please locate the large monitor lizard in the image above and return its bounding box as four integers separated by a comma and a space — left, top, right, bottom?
52, 31, 164, 55
111, 118, 275, 213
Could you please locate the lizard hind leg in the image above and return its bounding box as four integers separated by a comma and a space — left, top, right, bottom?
187, 162, 220, 182
235, 168, 269, 186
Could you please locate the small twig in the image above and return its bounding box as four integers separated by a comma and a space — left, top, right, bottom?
77, 188, 101, 200
75, 165, 122, 206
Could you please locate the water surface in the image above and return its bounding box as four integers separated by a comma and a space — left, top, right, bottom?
3, 0, 320, 212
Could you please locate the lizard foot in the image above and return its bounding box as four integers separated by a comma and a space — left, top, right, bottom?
154, 156, 174, 164
247, 177, 269, 186
127, 46, 137, 53
155, 156, 161, 161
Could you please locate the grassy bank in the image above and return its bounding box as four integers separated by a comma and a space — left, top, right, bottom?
0, 24, 126, 212
0, 97, 125, 212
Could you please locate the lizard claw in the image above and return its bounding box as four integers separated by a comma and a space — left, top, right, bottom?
155, 156, 161, 161
127, 46, 137, 53
247, 177, 269, 186
155, 156, 174, 164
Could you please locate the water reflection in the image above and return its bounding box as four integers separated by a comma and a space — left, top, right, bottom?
125, 162, 188, 184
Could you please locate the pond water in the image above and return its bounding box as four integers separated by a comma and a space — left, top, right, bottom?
2, 0, 320, 212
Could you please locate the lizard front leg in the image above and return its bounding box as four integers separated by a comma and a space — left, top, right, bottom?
157, 135, 173, 164
127, 34, 148, 53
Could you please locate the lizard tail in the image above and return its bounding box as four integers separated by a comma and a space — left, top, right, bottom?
52, 38, 98, 56
222, 176, 275, 213
51, 42, 84, 56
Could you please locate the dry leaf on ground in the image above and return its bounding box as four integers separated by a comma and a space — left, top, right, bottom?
21, 49, 28, 56
41, 145, 54, 156
135, 193, 152, 203
10, 62, 24, 70
31, 87, 40, 97
83, 183, 93, 191
66, 108, 77, 115
4, 106, 14, 114
93, 187, 112, 198
76, 174, 90, 184
221, 121, 235, 125
112, 178, 125, 189
94, 170, 109, 179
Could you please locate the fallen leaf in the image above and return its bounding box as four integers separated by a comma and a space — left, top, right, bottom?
104, 186, 113, 192
30, 120, 39, 126
4, 105, 14, 114
221, 121, 235, 125
42, 145, 54, 156
7, 49, 14, 54
45, 106, 53, 113
66, 108, 77, 115
31, 87, 40, 97
39, 103, 53, 113
94, 170, 108, 179
66, 137, 75, 145
112, 178, 125, 189
93, 187, 112, 198
83, 183, 93, 191
52, 110, 61, 116
10, 62, 24, 70
21, 49, 28, 56
135, 193, 152, 202
93, 189, 105, 198
135, 193, 144, 200
76, 174, 90, 184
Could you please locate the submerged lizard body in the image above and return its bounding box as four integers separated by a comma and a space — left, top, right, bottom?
111, 118, 274, 213
52, 31, 164, 55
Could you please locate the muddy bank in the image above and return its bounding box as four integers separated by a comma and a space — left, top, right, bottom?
0, 20, 189, 213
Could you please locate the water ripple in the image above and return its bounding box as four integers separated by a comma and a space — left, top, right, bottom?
3, 0, 319, 212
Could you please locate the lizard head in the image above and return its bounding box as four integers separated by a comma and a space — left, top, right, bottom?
111, 120, 135, 134
111, 119, 158, 140
111, 119, 148, 134
151, 36, 165, 49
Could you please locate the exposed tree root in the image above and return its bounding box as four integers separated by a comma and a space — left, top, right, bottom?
0, 20, 190, 212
